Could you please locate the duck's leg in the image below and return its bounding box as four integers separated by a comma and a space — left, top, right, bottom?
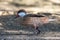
34, 25, 41, 34
36, 27, 41, 34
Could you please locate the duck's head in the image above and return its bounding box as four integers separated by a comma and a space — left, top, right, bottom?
16, 9, 26, 17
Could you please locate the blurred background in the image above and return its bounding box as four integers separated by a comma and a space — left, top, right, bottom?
0, 0, 60, 17
0, 0, 60, 14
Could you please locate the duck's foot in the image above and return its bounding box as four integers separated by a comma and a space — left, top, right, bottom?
34, 29, 41, 35
36, 27, 41, 34
37, 29, 41, 34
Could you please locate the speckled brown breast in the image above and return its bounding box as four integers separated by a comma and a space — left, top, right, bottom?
21, 17, 49, 26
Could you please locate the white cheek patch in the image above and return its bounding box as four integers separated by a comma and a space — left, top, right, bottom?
18, 12, 26, 17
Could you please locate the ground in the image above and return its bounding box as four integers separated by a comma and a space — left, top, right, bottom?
0, 15, 60, 40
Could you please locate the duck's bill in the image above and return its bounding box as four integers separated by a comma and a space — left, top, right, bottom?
18, 12, 26, 17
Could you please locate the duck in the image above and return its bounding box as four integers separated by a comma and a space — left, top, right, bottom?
15, 9, 49, 34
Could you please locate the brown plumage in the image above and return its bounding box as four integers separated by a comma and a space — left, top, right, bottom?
21, 14, 49, 34
22, 16, 48, 29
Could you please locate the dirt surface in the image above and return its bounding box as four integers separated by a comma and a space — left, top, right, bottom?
0, 15, 60, 40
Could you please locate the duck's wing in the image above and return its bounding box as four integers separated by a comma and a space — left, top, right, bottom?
24, 14, 45, 17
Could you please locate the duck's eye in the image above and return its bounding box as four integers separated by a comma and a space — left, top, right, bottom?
18, 12, 26, 17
